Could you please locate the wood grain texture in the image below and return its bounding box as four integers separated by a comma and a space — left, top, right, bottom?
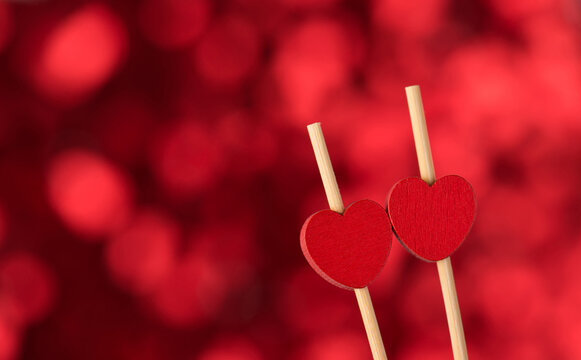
301, 199, 392, 290
404, 85, 469, 360
307, 123, 344, 213
387, 175, 476, 262
355, 287, 388, 360
406, 85, 435, 184
438, 257, 468, 360
306, 122, 388, 360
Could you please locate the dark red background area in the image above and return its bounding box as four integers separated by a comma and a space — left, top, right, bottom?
0, 0, 580, 359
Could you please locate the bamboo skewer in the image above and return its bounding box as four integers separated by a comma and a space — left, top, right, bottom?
307, 122, 388, 360
405, 85, 469, 360
355, 286, 388, 360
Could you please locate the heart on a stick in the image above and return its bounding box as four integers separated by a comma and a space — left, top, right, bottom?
387, 175, 476, 262
300, 199, 392, 290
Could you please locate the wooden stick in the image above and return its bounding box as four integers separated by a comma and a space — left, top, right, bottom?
405, 85, 469, 360
307, 122, 388, 360
354, 286, 388, 360
307, 123, 344, 213
437, 257, 467, 359
406, 86, 436, 184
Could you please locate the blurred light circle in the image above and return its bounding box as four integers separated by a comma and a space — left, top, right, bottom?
519, 20, 581, 124
554, 264, 581, 358
373, 0, 448, 37
0, 3, 13, 54
488, 0, 554, 23
427, 126, 488, 192
397, 342, 488, 360
150, 254, 228, 327
502, 342, 550, 360
106, 209, 179, 295
194, 15, 261, 87
470, 261, 547, 332
273, 19, 352, 120
33, 3, 127, 104
476, 189, 551, 250
279, 0, 339, 10
0, 253, 56, 326
293, 333, 370, 360
398, 265, 446, 330
151, 121, 224, 197
332, 104, 413, 186
217, 112, 278, 177
279, 268, 352, 334
188, 219, 258, 290
47, 150, 133, 238
0, 320, 18, 360
0, 0, 579, 357
139, 0, 211, 49
439, 43, 525, 146
198, 337, 262, 360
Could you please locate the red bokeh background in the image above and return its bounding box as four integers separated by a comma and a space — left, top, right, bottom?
0, 0, 580, 358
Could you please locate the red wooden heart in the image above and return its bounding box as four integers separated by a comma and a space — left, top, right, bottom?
300, 199, 392, 290
387, 175, 476, 262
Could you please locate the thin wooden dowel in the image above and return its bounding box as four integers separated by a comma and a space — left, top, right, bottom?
355, 287, 388, 360
307, 123, 344, 213
437, 257, 467, 360
307, 122, 388, 360
405, 85, 469, 360
406, 86, 436, 185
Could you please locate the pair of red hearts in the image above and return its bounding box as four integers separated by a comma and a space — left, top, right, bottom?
300, 175, 476, 290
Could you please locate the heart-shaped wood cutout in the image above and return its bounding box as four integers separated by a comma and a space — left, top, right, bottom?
300, 199, 392, 290
387, 175, 476, 262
